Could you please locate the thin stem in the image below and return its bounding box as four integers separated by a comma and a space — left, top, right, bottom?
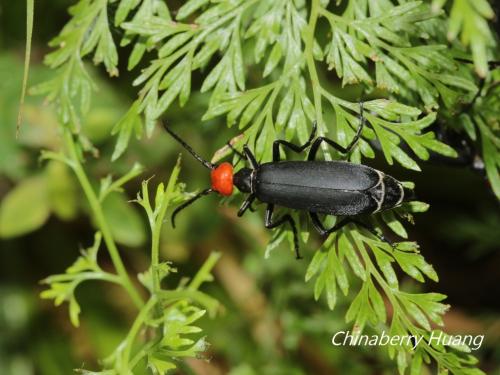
150, 162, 181, 294
306, 0, 325, 135
17, 0, 34, 136
319, 87, 357, 110
63, 130, 144, 309
44, 271, 122, 285
122, 296, 158, 369
188, 251, 221, 291
129, 341, 157, 369
250, 81, 282, 134
99, 162, 144, 202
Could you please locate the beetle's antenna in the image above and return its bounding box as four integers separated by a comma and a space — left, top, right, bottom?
171, 188, 214, 228
226, 142, 245, 166
162, 122, 216, 170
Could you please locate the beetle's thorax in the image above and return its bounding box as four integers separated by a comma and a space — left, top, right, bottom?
211, 162, 234, 196
233, 167, 254, 193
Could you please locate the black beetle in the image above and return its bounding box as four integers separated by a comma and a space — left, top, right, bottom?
164, 103, 415, 259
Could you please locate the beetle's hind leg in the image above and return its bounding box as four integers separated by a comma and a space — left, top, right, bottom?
265, 204, 302, 259
272, 121, 317, 161
310, 213, 393, 247
350, 219, 393, 247
310, 213, 352, 236
308, 102, 365, 161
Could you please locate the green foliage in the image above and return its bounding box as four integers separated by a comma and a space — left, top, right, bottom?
40, 158, 220, 373
41, 232, 118, 327
321, 2, 477, 107
304, 224, 491, 375
433, 0, 496, 77
456, 73, 500, 198
102, 192, 147, 247
29, 0, 499, 374
89, 255, 219, 375
30, 0, 118, 128
0, 175, 50, 238
0, 161, 80, 238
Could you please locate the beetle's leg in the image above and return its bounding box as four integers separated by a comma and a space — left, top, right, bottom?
244, 199, 259, 212
350, 219, 393, 247
272, 121, 317, 161
309, 213, 352, 236
308, 102, 365, 160
309, 214, 391, 246
243, 145, 259, 169
237, 194, 256, 217
265, 204, 302, 259
171, 188, 213, 228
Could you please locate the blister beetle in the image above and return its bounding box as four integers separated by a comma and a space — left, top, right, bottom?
164, 103, 415, 259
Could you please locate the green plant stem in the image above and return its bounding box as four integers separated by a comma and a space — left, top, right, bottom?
150, 161, 180, 294
189, 251, 221, 290
129, 341, 157, 369
251, 81, 282, 133
306, 0, 324, 134
320, 87, 358, 111
44, 271, 122, 284
99, 162, 144, 202
63, 130, 144, 309
121, 296, 158, 369
17, 0, 34, 136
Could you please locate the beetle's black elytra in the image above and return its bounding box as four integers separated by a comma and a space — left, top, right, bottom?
164, 102, 415, 259
246, 161, 407, 216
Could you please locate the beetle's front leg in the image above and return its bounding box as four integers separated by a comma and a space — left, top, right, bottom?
273, 121, 317, 161
237, 194, 256, 217
308, 102, 365, 161
265, 204, 301, 259
243, 145, 259, 169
